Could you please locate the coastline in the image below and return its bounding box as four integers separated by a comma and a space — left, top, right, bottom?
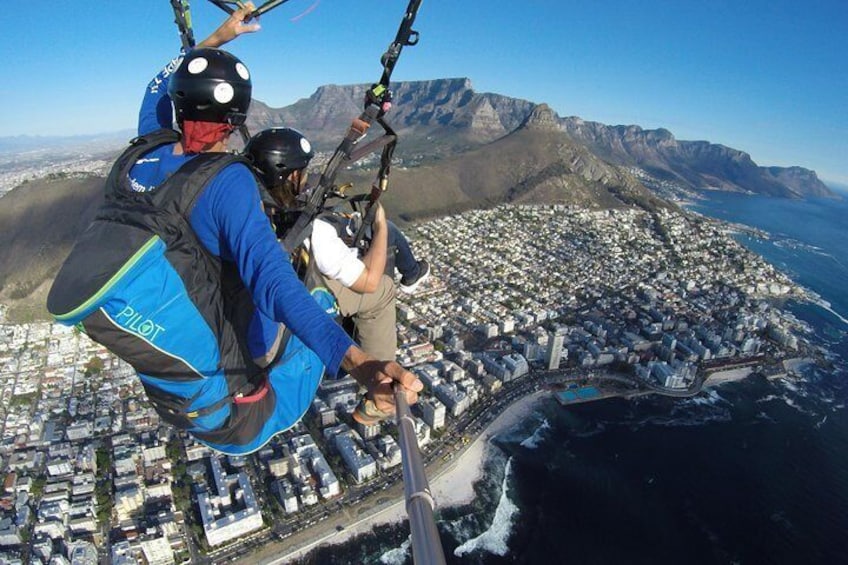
263, 362, 813, 565
260, 389, 549, 564
431, 389, 548, 508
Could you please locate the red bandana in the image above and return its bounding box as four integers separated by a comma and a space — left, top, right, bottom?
181, 121, 235, 154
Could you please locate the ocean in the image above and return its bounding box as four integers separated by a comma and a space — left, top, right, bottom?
297, 192, 848, 565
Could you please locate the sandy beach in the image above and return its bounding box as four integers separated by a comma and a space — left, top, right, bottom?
430, 389, 548, 507
256, 389, 549, 564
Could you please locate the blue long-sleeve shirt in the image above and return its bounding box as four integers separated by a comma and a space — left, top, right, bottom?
130, 53, 354, 376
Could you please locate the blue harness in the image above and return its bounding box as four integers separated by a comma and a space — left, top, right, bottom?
47, 130, 335, 454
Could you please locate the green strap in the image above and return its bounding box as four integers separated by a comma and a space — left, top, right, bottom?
53, 236, 161, 322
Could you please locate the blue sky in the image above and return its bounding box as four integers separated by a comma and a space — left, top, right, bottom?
2, 0, 846, 183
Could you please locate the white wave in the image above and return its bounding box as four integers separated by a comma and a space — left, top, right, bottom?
688, 389, 727, 406
814, 301, 848, 326
636, 410, 732, 429
786, 380, 811, 398
773, 238, 831, 261
806, 246, 848, 272
782, 395, 816, 417
756, 394, 782, 404
756, 411, 776, 422
688, 396, 715, 407
454, 458, 518, 558
379, 536, 411, 565
759, 384, 819, 417
815, 415, 828, 429
803, 289, 848, 326
520, 418, 550, 449
812, 249, 835, 259
630, 388, 735, 429
779, 379, 802, 394
439, 511, 483, 543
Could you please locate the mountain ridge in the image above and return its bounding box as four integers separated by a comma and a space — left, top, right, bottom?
0, 77, 836, 321
246, 77, 833, 199
558, 118, 833, 198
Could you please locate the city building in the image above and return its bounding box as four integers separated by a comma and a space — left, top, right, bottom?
419, 398, 446, 431
545, 329, 566, 370
196, 456, 263, 547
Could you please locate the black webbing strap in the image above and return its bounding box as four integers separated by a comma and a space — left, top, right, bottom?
282, 0, 423, 253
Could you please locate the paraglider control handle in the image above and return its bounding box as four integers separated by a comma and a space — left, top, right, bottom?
365, 84, 393, 117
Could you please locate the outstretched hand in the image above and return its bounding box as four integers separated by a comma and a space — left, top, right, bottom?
198, 1, 261, 49
343, 347, 423, 424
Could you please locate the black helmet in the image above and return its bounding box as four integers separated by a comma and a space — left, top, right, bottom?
168, 48, 252, 126
244, 128, 315, 188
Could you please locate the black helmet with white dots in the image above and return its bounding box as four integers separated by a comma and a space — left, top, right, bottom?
245, 128, 315, 189
167, 48, 252, 126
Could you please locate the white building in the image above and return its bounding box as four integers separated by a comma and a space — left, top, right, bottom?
197, 457, 264, 547
68, 540, 98, 565
140, 536, 175, 565
374, 436, 402, 470
115, 487, 144, 521
432, 383, 469, 417
274, 480, 299, 514
142, 445, 167, 466
267, 457, 289, 478
546, 329, 566, 370
328, 427, 377, 483
46, 460, 74, 478
419, 398, 446, 431
65, 421, 93, 441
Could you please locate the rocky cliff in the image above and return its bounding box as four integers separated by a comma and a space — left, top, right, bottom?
559, 118, 834, 198
247, 78, 834, 199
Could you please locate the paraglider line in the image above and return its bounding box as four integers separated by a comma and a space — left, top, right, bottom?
291, 0, 319, 22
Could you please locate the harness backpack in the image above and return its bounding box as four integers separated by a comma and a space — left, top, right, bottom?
47, 130, 281, 450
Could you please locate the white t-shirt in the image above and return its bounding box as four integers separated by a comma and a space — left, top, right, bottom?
308, 218, 365, 288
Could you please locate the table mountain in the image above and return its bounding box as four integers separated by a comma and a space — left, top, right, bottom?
248, 78, 834, 199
